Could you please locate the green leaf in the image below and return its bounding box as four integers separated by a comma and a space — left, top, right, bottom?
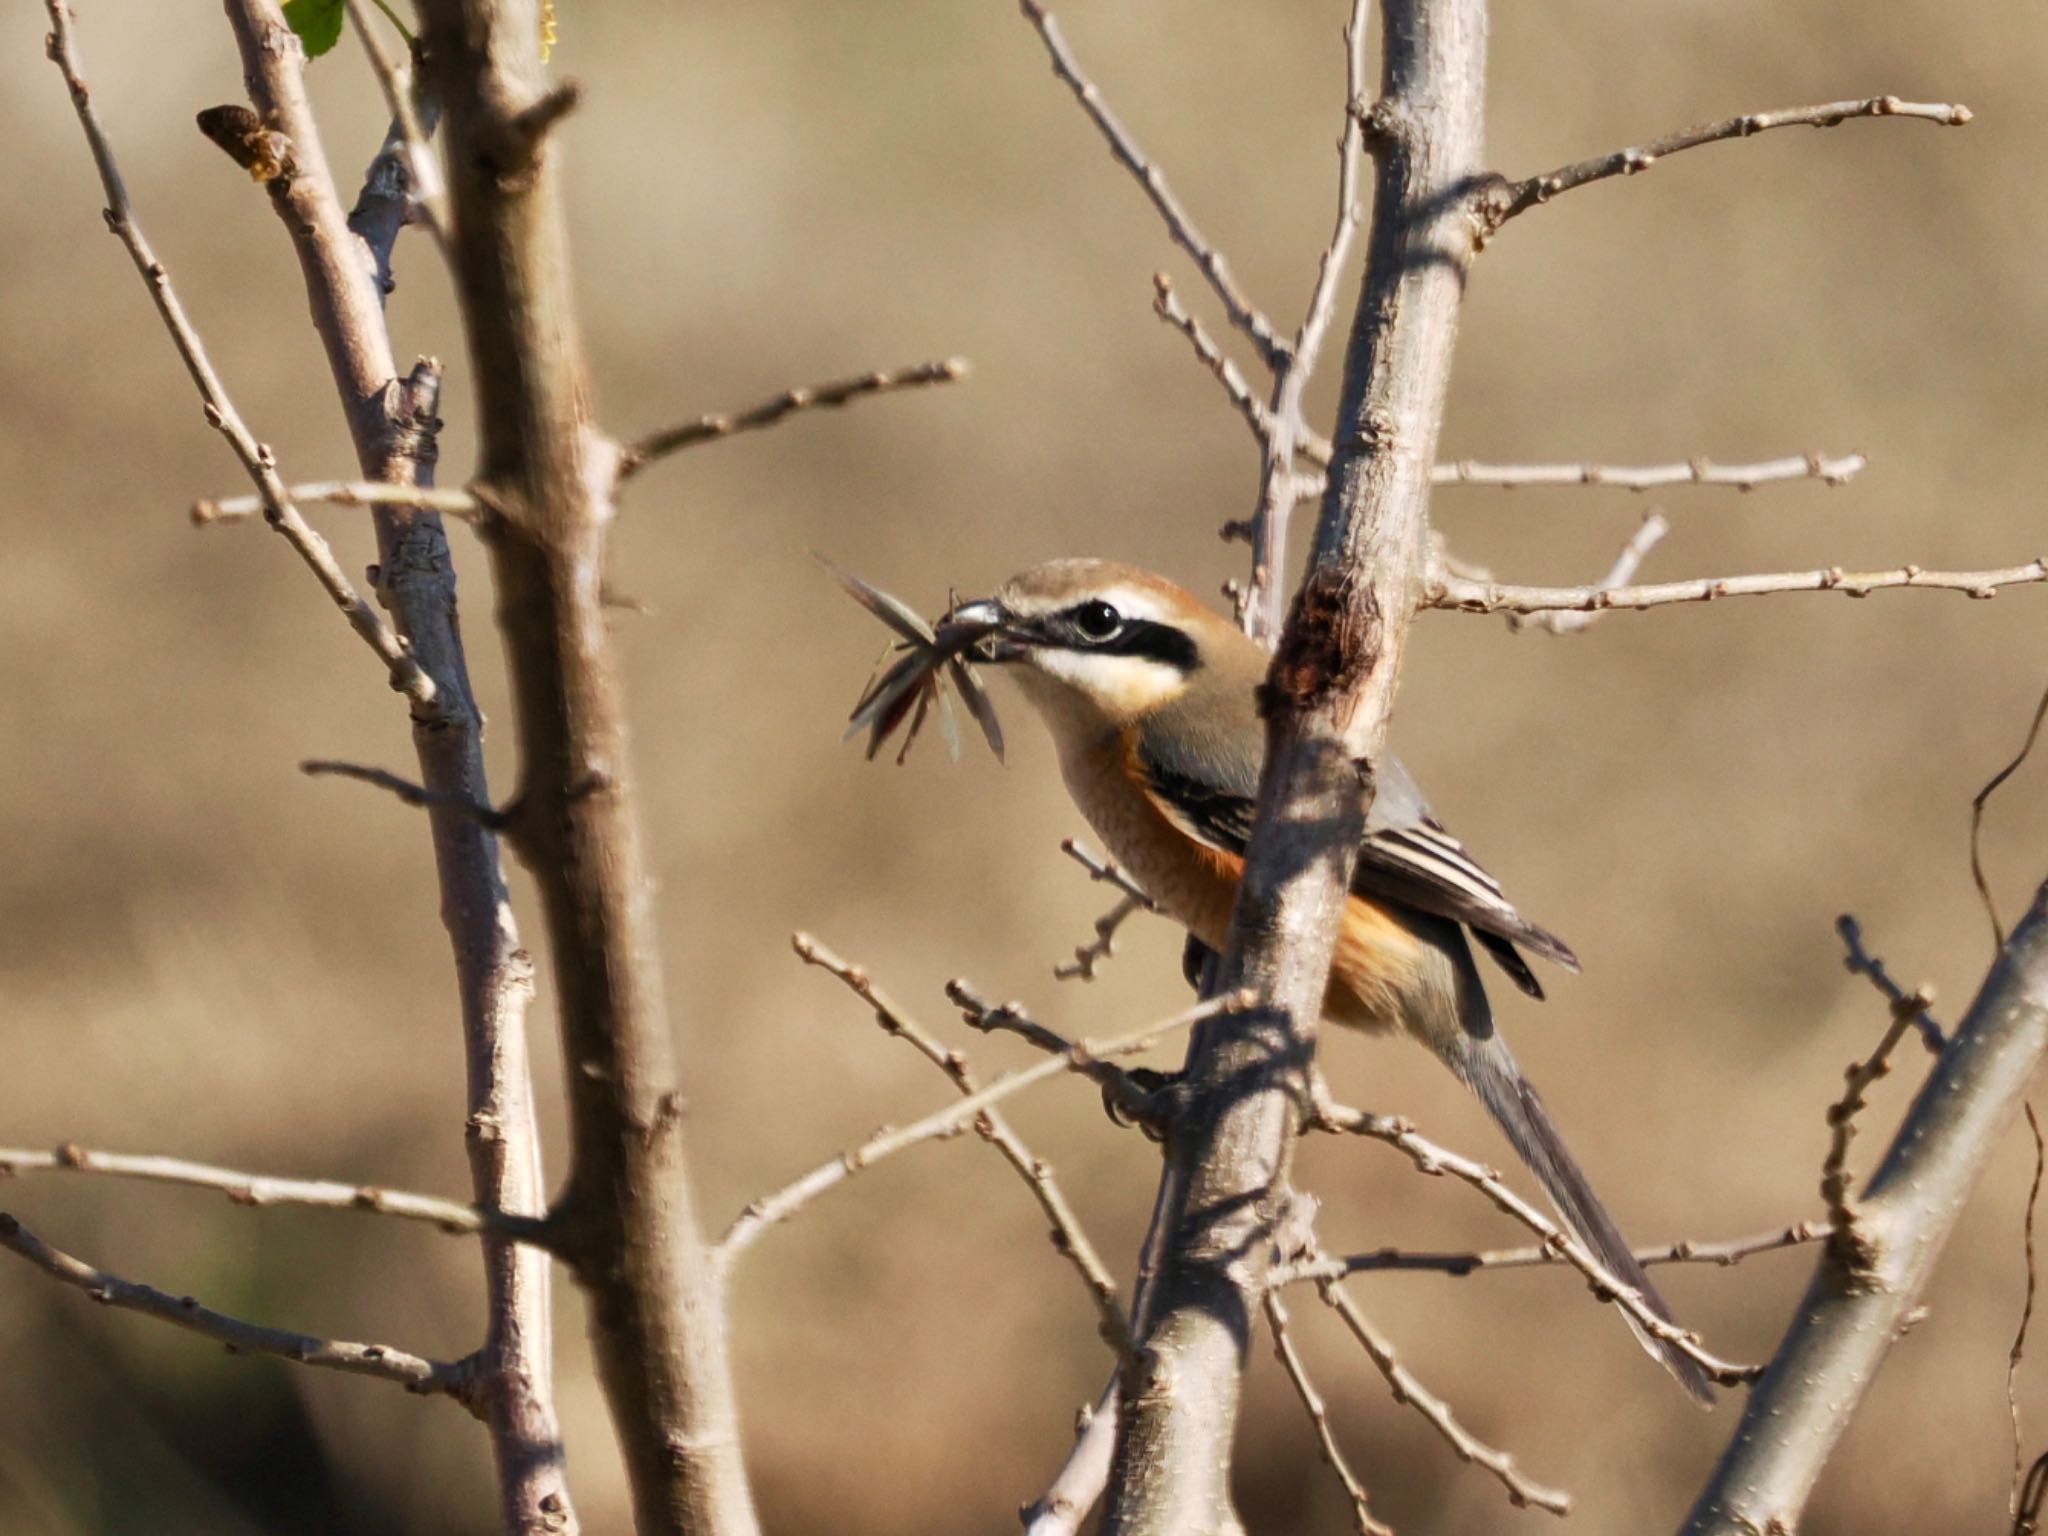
282, 0, 346, 59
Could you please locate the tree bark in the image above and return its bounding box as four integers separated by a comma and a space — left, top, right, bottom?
222, 5, 572, 1529
415, 4, 760, 1533
1679, 877, 2048, 1535
1099, 3, 1490, 1530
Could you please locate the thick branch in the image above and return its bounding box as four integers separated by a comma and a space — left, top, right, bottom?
1100, 4, 1490, 1529
0, 1213, 474, 1405
219, 2, 572, 1527
415, 5, 756, 1530
1681, 877, 2048, 1535
1482, 95, 1971, 232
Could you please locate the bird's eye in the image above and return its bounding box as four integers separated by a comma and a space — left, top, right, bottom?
1070, 600, 1123, 641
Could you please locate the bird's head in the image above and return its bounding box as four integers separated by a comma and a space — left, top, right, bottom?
949, 559, 1249, 738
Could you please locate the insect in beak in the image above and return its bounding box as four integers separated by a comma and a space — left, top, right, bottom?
819, 557, 1006, 765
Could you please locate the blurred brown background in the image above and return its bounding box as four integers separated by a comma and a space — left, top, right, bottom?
3, 2, 2046, 1531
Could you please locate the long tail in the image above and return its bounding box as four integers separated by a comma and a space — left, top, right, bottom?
1449, 1030, 1716, 1405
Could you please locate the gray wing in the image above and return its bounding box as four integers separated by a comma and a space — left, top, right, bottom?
1132, 728, 1576, 997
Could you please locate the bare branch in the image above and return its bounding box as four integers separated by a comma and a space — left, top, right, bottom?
1482, 95, 1972, 233
41, 2, 439, 715
1837, 914, 1946, 1052
1146, 293, 1866, 513
1299, 1219, 1825, 1278
1683, 879, 2048, 1535
1308, 1101, 1759, 1386
1430, 556, 2048, 615
1511, 511, 1669, 635
785, 935, 1137, 1359
1102, 5, 1493, 1524
1264, 1289, 1394, 1535
717, 985, 1246, 1261
2013, 1104, 2045, 1514
1015, 0, 1289, 371
1055, 895, 1149, 982
616, 358, 969, 478
1431, 452, 1866, 491
217, 1, 578, 1524
1059, 838, 1158, 910
1973, 675, 2048, 950
507, 81, 582, 156
193, 479, 484, 525
944, 980, 1161, 1128
0, 1143, 481, 1231
416, 1, 757, 1521
1314, 1265, 1571, 1514
0, 1212, 473, 1405
1152, 273, 1294, 458
1820, 976, 1934, 1267
301, 758, 511, 831
343, 0, 448, 260
1240, 0, 1371, 641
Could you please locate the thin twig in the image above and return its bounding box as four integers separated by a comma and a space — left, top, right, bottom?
1431, 453, 1866, 491
0, 1212, 474, 1405
717, 986, 1247, 1261
301, 759, 510, 831
944, 980, 1161, 1126
1152, 274, 1294, 457
41, 2, 439, 716
1313, 1263, 1571, 1514
783, 936, 1136, 1359
1430, 557, 2048, 616
1016, 0, 1288, 371
1240, 0, 1369, 641
1482, 96, 1972, 232
1290, 1219, 1826, 1279
1837, 914, 1947, 1052
1055, 895, 1149, 982
1972, 676, 2048, 950
193, 480, 484, 525
2014, 1104, 2045, 1516
616, 358, 969, 478
1820, 978, 1933, 1268
1308, 1101, 1759, 1385
1147, 288, 1865, 512
1512, 511, 1670, 635
1059, 839, 1158, 910
1264, 1289, 1394, 1535
0, 1144, 481, 1231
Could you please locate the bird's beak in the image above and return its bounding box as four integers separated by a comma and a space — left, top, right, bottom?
940, 597, 1022, 662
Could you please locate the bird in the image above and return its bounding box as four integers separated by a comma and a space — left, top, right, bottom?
945, 557, 1714, 1404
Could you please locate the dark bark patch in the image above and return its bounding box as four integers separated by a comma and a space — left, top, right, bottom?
1258, 565, 1381, 720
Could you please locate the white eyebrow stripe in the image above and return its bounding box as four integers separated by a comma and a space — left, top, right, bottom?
1091, 586, 1176, 623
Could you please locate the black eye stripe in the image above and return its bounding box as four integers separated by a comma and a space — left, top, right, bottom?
1092, 618, 1200, 673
